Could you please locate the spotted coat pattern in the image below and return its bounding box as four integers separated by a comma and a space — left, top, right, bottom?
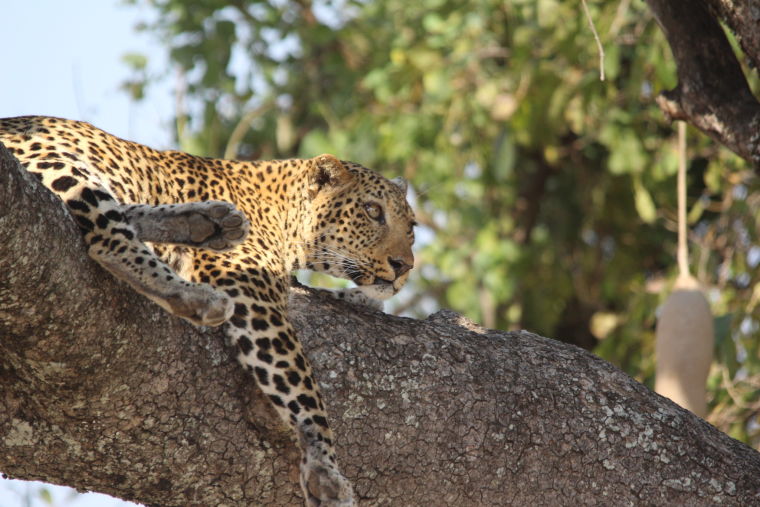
0, 116, 416, 506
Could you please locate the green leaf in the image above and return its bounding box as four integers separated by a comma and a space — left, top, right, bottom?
687, 197, 705, 224
492, 131, 516, 182
608, 131, 646, 175
714, 314, 737, 376
121, 52, 147, 70
632, 174, 657, 223
39, 488, 53, 505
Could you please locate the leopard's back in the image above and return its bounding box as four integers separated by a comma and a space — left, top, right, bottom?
0, 116, 219, 206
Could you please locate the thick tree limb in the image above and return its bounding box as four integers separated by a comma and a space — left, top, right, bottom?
704, 0, 760, 73
2, 142, 760, 505
646, 0, 760, 168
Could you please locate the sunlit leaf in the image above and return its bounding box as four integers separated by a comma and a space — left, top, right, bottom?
39, 488, 53, 505
633, 175, 657, 223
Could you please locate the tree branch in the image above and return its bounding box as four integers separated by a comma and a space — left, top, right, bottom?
2, 143, 760, 505
646, 0, 760, 168
703, 0, 760, 73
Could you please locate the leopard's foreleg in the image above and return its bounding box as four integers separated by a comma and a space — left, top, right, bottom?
195, 252, 356, 506
36, 163, 234, 327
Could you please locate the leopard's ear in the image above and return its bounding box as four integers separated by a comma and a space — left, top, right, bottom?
309, 154, 353, 197
390, 176, 408, 195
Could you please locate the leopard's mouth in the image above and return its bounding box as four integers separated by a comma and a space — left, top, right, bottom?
356, 277, 397, 300
349, 272, 395, 288
347, 270, 369, 285
356, 273, 398, 286
347, 265, 402, 291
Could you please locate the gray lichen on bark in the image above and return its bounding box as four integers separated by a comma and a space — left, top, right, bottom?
2, 143, 760, 506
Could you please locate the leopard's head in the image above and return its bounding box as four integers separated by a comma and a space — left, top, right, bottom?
305, 154, 415, 300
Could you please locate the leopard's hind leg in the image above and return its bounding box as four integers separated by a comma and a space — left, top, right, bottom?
36, 163, 234, 327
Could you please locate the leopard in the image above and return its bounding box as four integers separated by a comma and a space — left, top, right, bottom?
0, 116, 416, 506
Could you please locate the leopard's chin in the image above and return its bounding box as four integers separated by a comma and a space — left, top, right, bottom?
357, 282, 396, 300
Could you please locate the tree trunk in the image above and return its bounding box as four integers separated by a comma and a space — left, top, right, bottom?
2, 142, 759, 505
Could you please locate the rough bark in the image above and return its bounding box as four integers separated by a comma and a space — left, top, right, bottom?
2, 142, 760, 506
645, 0, 760, 168
704, 0, 760, 73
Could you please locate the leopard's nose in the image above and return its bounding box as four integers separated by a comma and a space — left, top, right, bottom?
388, 256, 412, 278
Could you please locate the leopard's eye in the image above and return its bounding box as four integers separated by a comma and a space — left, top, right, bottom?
364, 202, 384, 222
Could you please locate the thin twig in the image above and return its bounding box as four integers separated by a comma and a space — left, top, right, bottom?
608, 0, 631, 39
223, 101, 274, 160
581, 0, 605, 81
175, 67, 188, 147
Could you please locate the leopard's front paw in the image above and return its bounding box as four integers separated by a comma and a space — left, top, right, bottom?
331, 287, 384, 312
300, 449, 355, 507
163, 284, 233, 326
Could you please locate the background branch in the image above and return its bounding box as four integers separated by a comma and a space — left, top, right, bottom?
645, 0, 760, 168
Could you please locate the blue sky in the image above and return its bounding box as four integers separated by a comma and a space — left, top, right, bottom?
1, 1, 173, 148
1, 1, 171, 505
